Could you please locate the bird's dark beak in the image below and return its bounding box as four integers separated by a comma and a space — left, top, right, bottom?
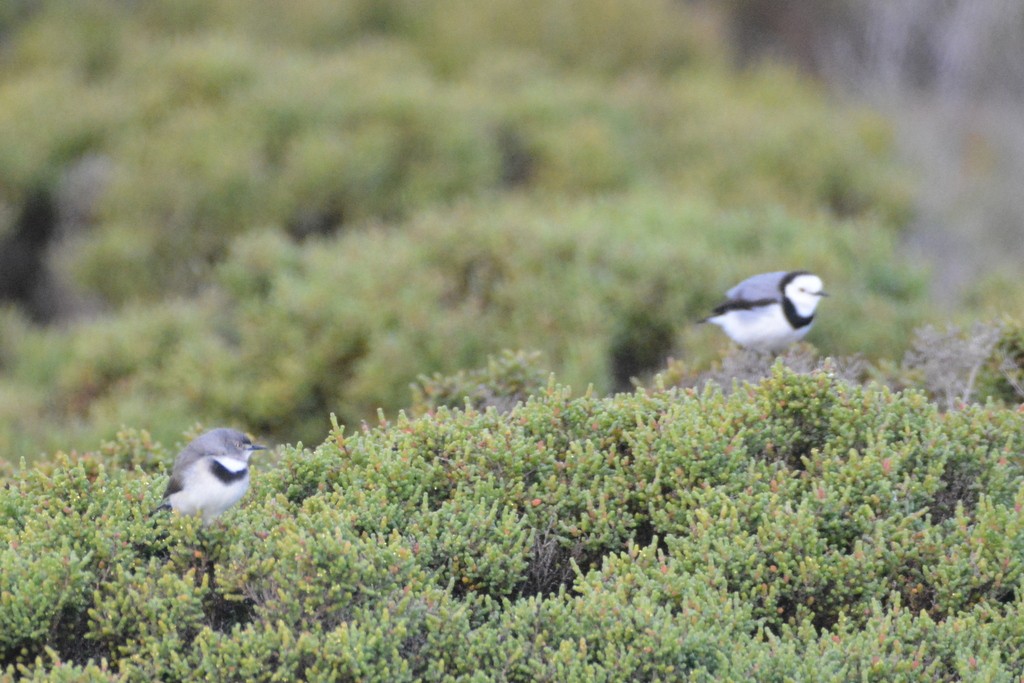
818, 290, 830, 297
249, 444, 268, 452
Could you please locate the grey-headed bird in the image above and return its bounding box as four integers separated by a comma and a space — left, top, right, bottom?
154, 428, 266, 524
700, 270, 828, 351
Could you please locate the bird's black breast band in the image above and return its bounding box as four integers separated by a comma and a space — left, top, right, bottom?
210, 459, 249, 484
782, 297, 814, 329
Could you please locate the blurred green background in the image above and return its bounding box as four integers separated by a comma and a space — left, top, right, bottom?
1, 0, 1021, 459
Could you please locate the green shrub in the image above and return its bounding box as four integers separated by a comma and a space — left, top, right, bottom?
1, 0, 910, 307
0, 0, 930, 460
411, 350, 550, 415
4, 365, 1024, 679
978, 317, 1024, 404
0, 190, 933, 460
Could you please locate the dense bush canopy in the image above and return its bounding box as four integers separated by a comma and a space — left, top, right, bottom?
0, 0, 928, 459
0, 190, 931, 458
3, 2, 1024, 679
0, 0, 908, 304
3, 366, 1024, 680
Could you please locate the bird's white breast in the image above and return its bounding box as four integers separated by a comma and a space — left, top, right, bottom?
168, 458, 250, 523
706, 302, 813, 351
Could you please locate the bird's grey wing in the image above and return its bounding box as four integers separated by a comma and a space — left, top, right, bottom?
162, 446, 205, 498
725, 271, 787, 302
704, 296, 778, 318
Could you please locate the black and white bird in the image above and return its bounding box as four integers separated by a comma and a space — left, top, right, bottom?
154, 428, 266, 524
699, 270, 828, 351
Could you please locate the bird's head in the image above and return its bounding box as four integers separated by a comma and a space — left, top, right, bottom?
783, 273, 828, 316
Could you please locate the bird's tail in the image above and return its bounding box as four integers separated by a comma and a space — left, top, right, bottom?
149, 501, 171, 518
